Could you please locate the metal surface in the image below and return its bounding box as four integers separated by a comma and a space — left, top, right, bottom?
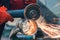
9, 19, 36, 40
22, 20, 37, 35
17, 19, 37, 36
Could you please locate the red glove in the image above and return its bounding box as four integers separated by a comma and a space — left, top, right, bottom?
0, 6, 14, 25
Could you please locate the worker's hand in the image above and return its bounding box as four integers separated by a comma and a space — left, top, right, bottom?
0, 6, 14, 25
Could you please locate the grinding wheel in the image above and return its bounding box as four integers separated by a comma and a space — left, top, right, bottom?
24, 4, 40, 20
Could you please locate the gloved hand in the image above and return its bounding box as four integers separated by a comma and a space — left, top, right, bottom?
0, 6, 14, 25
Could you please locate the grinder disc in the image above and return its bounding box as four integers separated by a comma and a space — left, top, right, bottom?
24, 4, 40, 20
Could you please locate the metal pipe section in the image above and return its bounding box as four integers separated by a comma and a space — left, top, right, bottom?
7, 9, 24, 18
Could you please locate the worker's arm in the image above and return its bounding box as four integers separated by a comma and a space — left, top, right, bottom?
0, 6, 14, 25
